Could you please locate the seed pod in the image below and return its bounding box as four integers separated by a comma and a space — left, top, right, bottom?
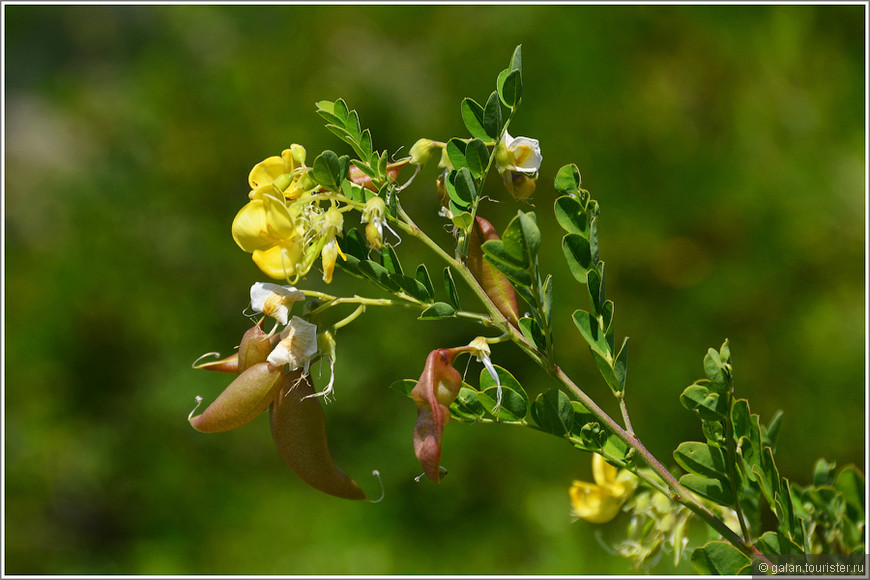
269, 370, 367, 500
238, 318, 278, 373
411, 348, 464, 483
193, 352, 239, 373
189, 361, 283, 433
467, 216, 520, 325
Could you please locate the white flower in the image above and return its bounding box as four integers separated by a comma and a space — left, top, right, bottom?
250, 282, 305, 325
468, 336, 502, 411
496, 132, 542, 176
267, 316, 318, 372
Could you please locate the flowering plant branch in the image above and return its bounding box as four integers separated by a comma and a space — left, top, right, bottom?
189, 46, 865, 573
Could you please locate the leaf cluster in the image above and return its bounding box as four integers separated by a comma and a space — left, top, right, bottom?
677, 341, 865, 573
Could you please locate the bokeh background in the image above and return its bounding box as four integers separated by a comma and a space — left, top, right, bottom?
4, 4, 865, 575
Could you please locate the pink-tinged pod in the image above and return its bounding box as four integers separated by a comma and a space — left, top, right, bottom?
238, 318, 278, 373
411, 348, 464, 483
466, 216, 520, 326
193, 352, 240, 373
192, 319, 278, 375
189, 361, 284, 433
269, 370, 368, 500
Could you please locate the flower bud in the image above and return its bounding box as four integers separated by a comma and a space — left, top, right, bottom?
361, 196, 386, 250
286, 144, 306, 169
502, 170, 537, 201
409, 138, 438, 166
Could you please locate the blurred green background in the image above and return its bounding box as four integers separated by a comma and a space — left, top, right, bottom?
4, 4, 865, 575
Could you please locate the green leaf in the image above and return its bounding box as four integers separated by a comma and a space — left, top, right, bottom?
572, 309, 610, 359
508, 44, 522, 74
835, 465, 865, 522
310, 150, 349, 192
359, 129, 373, 161
446, 138, 468, 171
586, 263, 604, 313
613, 337, 629, 391
381, 245, 403, 276
450, 385, 486, 421
813, 458, 837, 487
674, 442, 729, 479
680, 382, 726, 421
680, 473, 733, 506
358, 259, 399, 291
345, 110, 361, 140
531, 389, 574, 436
497, 68, 522, 108
554, 195, 588, 235
392, 275, 432, 303
389, 378, 416, 397
477, 365, 529, 422
562, 234, 592, 282
465, 139, 489, 177
483, 91, 503, 139
554, 164, 582, 197
704, 348, 731, 395
519, 317, 546, 352
343, 228, 368, 260
443, 267, 461, 310
451, 167, 477, 207
690, 541, 752, 575
763, 409, 784, 451
460, 98, 490, 141
756, 531, 803, 555
450, 209, 474, 231
418, 302, 456, 320
541, 274, 553, 327
482, 244, 533, 287
415, 264, 435, 301
731, 398, 753, 440
333, 98, 349, 121
497, 211, 540, 276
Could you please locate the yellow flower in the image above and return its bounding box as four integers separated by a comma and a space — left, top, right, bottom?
232, 199, 304, 280
248, 145, 309, 201
569, 453, 638, 524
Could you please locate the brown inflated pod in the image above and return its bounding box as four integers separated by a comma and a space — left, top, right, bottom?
269, 369, 368, 500
467, 216, 520, 325
189, 361, 284, 433
237, 318, 279, 373
192, 318, 278, 375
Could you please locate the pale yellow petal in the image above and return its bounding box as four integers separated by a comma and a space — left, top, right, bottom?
569, 481, 623, 524
232, 200, 273, 253
592, 453, 620, 488
248, 155, 284, 189
252, 242, 302, 280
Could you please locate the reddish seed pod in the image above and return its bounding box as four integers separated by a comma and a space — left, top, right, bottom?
189, 361, 284, 433
466, 216, 520, 325
238, 318, 278, 373
270, 370, 368, 500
